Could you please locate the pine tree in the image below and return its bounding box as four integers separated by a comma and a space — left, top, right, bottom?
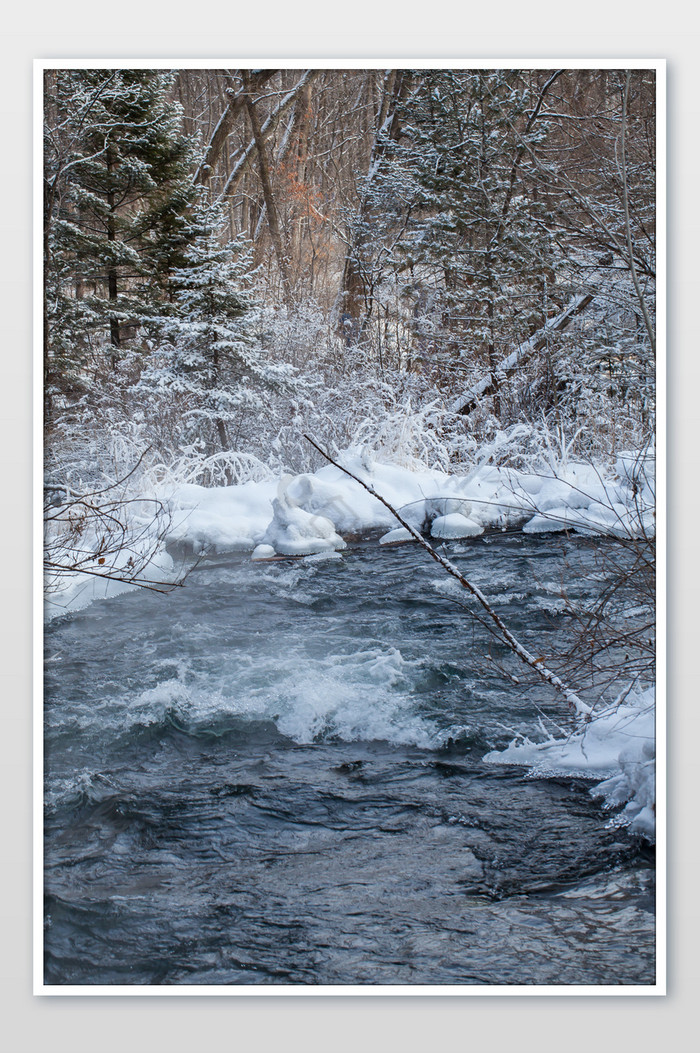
361, 70, 556, 410
44, 69, 195, 419
137, 203, 294, 456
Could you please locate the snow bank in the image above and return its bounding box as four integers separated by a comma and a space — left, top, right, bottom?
45, 444, 654, 620
159, 445, 654, 557
483, 687, 656, 840
44, 546, 176, 621
165, 478, 279, 554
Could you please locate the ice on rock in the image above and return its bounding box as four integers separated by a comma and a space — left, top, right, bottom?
251, 544, 276, 560
262, 487, 347, 556
379, 526, 415, 545
425, 496, 472, 519
431, 513, 483, 539
593, 735, 656, 839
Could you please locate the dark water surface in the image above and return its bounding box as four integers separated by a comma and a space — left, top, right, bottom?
44, 534, 655, 986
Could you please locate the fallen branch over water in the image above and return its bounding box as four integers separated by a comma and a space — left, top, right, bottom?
304, 434, 592, 719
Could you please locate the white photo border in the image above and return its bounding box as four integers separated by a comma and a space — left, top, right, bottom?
33, 56, 666, 996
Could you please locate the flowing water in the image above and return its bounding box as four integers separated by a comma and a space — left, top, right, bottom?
44, 534, 655, 986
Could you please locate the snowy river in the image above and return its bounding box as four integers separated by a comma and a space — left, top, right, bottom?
44, 533, 655, 986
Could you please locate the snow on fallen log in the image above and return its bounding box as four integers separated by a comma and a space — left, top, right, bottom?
451, 294, 594, 416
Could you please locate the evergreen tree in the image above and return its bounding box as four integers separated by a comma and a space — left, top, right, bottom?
361, 70, 556, 409
137, 203, 294, 456
44, 69, 195, 418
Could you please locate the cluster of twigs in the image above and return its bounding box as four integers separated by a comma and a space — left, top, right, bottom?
44, 450, 183, 596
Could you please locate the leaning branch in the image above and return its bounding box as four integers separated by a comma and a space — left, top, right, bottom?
217, 70, 319, 205
304, 435, 592, 718
452, 293, 594, 416
194, 69, 278, 185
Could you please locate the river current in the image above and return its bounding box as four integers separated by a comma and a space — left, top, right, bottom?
44, 533, 655, 986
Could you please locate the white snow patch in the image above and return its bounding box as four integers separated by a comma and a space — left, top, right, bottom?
483, 686, 655, 840
380, 526, 415, 545
44, 547, 175, 622
431, 513, 483, 539
160, 447, 652, 556
251, 544, 276, 561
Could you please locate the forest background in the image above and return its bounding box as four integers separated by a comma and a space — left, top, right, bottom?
43, 65, 657, 518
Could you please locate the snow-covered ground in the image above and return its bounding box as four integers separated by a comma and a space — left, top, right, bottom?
160, 445, 655, 558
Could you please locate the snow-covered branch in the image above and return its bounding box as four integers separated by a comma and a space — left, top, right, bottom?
304, 434, 593, 718
451, 294, 594, 416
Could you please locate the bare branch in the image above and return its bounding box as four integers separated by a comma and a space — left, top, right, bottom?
304, 434, 593, 718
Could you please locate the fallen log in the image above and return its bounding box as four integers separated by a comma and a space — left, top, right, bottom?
452, 293, 594, 416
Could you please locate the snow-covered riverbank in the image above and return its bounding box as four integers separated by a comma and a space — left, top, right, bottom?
484, 685, 656, 841
45, 445, 653, 621
166, 447, 655, 556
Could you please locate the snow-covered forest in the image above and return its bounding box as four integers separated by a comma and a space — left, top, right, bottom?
42, 66, 658, 987
44, 68, 654, 487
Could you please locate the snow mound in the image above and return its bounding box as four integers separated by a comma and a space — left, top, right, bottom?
380, 526, 415, 545
251, 544, 276, 561
262, 486, 346, 556
483, 687, 655, 840
431, 513, 483, 539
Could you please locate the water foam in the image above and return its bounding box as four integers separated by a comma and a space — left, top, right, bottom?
110, 645, 458, 749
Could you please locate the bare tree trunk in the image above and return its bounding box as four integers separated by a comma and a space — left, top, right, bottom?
218, 71, 319, 207
244, 78, 294, 305
485, 254, 501, 417
620, 71, 656, 355
193, 69, 278, 186
453, 294, 594, 416
335, 70, 411, 328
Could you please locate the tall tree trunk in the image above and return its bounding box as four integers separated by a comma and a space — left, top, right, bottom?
106, 142, 120, 357
218, 71, 319, 209
335, 70, 411, 330
193, 69, 278, 186
244, 79, 294, 306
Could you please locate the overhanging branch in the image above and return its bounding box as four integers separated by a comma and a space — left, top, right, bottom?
304, 434, 592, 718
